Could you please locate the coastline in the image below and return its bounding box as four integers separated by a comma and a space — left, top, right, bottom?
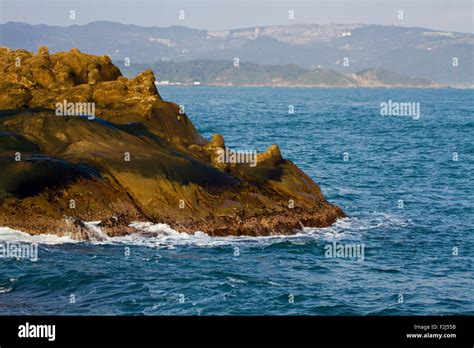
156, 83, 458, 89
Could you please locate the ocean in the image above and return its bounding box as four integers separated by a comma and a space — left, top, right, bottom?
0, 87, 473, 315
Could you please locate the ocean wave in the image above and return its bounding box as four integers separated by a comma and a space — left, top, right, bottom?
302, 211, 410, 238
0, 227, 78, 245
227, 277, 248, 284
0, 212, 410, 248
0, 278, 18, 293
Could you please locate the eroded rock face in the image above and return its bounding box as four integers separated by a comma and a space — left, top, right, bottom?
0, 47, 344, 238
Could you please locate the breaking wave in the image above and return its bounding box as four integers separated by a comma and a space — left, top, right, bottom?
0, 211, 410, 248
0, 227, 78, 245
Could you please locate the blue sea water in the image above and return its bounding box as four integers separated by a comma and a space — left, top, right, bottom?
0, 87, 473, 315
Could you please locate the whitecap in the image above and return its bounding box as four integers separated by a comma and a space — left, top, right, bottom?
0, 277, 18, 293
0, 286, 13, 293
0, 211, 410, 248
0, 227, 78, 245
227, 277, 247, 284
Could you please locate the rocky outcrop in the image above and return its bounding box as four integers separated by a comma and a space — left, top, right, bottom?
0, 47, 344, 239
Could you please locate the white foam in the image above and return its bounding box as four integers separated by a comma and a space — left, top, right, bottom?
0, 212, 410, 247
0, 278, 18, 293
227, 277, 247, 284
83, 221, 110, 241
0, 227, 78, 245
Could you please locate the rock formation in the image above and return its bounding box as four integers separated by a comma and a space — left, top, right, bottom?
0, 47, 344, 239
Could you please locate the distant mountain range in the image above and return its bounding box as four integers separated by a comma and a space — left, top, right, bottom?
123, 59, 438, 87
1, 21, 473, 86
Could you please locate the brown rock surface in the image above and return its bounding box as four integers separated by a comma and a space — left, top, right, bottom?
0, 47, 344, 239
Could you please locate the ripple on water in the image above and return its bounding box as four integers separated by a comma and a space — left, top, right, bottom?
1, 87, 473, 315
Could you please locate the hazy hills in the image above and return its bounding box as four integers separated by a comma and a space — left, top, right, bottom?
123, 59, 438, 87
1, 21, 472, 86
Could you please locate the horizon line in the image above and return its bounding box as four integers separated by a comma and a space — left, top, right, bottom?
1, 20, 472, 35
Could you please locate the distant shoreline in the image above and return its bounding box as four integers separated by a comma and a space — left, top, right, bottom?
156, 83, 470, 89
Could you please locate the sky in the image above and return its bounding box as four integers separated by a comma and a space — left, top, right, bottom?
0, 0, 473, 33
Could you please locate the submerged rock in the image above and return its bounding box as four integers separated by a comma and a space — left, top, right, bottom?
0, 47, 344, 239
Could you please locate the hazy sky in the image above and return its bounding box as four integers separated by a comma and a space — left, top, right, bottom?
0, 0, 472, 33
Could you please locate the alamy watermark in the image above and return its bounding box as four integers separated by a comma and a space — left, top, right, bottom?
380, 99, 420, 120
217, 147, 257, 167
0, 242, 38, 261
325, 241, 365, 262
55, 100, 96, 120
18, 322, 55, 341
